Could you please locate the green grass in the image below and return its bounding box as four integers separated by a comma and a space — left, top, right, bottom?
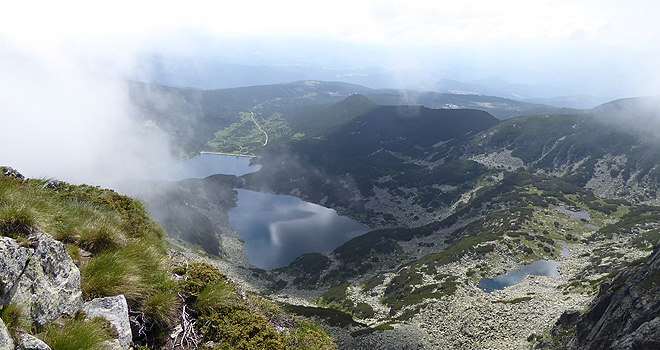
361, 275, 386, 292
317, 283, 352, 310
178, 263, 337, 350
39, 317, 111, 350
283, 304, 364, 328
1, 172, 337, 348
0, 202, 36, 238
350, 322, 396, 337
80, 239, 179, 328
494, 296, 533, 304
196, 280, 237, 312
0, 174, 179, 332
0, 304, 26, 333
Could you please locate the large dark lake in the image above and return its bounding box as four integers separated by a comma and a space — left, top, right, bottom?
145, 153, 370, 269
229, 189, 370, 269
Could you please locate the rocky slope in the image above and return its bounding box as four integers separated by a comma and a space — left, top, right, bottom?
466, 97, 660, 206
535, 244, 660, 349
118, 97, 660, 349
0, 168, 335, 350
6, 93, 655, 348
263, 172, 658, 349
0, 230, 131, 350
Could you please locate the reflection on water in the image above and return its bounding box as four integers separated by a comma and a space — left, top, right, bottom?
143, 153, 260, 180
229, 189, 370, 269
479, 260, 560, 292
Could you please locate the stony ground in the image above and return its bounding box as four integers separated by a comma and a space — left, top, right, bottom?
164, 162, 654, 349
168, 216, 651, 350
329, 234, 650, 350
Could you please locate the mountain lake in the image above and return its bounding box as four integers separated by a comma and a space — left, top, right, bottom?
146, 153, 370, 269
229, 189, 370, 269
478, 260, 560, 292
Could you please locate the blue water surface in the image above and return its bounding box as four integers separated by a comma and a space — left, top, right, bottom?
229, 189, 370, 269
479, 260, 560, 292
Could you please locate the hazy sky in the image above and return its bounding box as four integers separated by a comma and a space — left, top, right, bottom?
1, 0, 659, 182
3, 1, 658, 48
3, 1, 659, 95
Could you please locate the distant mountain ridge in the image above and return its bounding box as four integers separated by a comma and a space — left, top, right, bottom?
127, 80, 578, 156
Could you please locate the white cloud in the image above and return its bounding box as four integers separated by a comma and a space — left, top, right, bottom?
1, 0, 659, 184
0, 37, 172, 184
2, 1, 656, 49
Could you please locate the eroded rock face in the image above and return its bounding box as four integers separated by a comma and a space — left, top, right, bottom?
0, 233, 82, 329
81, 295, 132, 350
537, 245, 660, 349
0, 318, 14, 350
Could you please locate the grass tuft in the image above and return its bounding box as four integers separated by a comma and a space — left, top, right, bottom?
80, 239, 180, 328
0, 304, 27, 333
39, 318, 111, 350
143, 288, 180, 328
196, 280, 237, 313
0, 203, 35, 237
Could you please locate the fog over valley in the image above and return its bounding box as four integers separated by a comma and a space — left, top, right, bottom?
2, 1, 660, 350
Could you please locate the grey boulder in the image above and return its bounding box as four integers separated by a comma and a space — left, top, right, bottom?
0, 167, 24, 180
98, 340, 123, 350
0, 236, 33, 305
0, 318, 13, 350
1, 233, 82, 329
81, 295, 132, 350
16, 334, 51, 350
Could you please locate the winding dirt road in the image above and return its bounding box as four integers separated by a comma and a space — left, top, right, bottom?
249, 110, 268, 146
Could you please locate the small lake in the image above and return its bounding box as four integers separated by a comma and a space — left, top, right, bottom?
143, 153, 260, 180
229, 189, 371, 269
479, 260, 560, 292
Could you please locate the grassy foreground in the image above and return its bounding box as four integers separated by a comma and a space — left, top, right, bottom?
0, 169, 335, 349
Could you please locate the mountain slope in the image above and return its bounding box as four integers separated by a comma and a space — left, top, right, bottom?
244, 106, 499, 227
466, 101, 660, 205
127, 80, 573, 155
121, 93, 660, 348
0, 168, 336, 349
535, 235, 660, 349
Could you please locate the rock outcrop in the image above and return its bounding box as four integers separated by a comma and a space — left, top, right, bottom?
0, 167, 24, 180
0, 233, 82, 329
0, 318, 13, 350
81, 295, 132, 350
41, 180, 61, 190
536, 245, 660, 349
15, 334, 51, 350
0, 237, 33, 306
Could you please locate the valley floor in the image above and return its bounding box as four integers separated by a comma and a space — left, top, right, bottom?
168, 212, 651, 350
338, 237, 647, 349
